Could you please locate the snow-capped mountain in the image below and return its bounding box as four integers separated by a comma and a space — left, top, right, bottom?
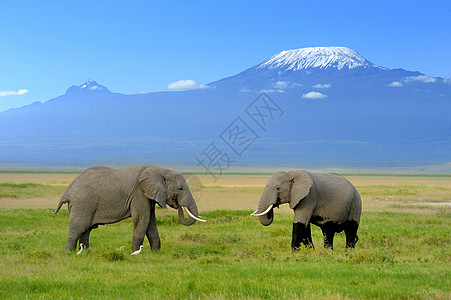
258, 47, 383, 71
0, 47, 450, 171
65, 79, 110, 95
209, 46, 419, 91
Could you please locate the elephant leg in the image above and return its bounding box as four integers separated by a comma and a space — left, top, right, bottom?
321, 223, 336, 250
78, 225, 98, 249
304, 223, 314, 248
344, 220, 359, 249
65, 234, 80, 252
131, 205, 150, 252
145, 203, 161, 251
78, 229, 91, 248
131, 219, 149, 252
291, 222, 314, 250
64, 214, 90, 251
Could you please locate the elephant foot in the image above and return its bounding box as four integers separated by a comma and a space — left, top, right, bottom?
292, 241, 314, 251
78, 229, 92, 249
344, 220, 359, 249
291, 222, 314, 250
146, 230, 161, 251
149, 240, 161, 251
65, 234, 81, 251
131, 235, 145, 252
321, 222, 338, 250
64, 244, 77, 252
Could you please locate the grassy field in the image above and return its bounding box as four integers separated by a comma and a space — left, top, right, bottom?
0, 172, 450, 299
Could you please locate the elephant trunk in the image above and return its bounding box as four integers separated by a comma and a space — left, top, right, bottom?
178, 206, 196, 226
178, 199, 205, 225
258, 207, 274, 226
254, 189, 276, 226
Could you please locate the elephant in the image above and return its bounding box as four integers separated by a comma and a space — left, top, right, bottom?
52, 165, 205, 253
251, 170, 361, 250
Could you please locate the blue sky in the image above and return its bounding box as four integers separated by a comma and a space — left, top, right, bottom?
1, 0, 450, 111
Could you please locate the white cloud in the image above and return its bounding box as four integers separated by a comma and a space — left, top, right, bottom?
261, 89, 286, 94
403, 75, 436, 83
388, 81, 403, 87
0, 89, 30, 97
274, 81, 288, 89
312, 83, 331, 89
167, 79, 208, 90
302, 91, 328, 99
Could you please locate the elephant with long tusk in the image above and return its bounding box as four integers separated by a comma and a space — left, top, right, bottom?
251, 170, 361, 250
52, 165, 206, 253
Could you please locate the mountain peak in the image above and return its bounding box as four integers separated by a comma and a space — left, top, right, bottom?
80, 79, 106, 90
65, 79, 110, 95
258, 46, 384, 71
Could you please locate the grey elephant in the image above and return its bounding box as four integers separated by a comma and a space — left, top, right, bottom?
251, 171, 361, 250
52, 165, 205, 252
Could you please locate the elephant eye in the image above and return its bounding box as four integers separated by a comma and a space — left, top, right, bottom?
179, 187, 183, 190
276, 186, 281, 191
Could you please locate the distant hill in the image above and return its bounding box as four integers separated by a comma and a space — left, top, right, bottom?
0, 47, 450, 172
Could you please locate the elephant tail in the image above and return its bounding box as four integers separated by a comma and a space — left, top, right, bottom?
52, 192, 69, 214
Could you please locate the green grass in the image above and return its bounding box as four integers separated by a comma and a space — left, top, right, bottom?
0, 182, 66, 198
356, 184, 451, 204
342, 173, 451, 178
184, 172, 451, 177
0, 170, 81, 174
0, 209, 449, 299
358, 184, 421, 196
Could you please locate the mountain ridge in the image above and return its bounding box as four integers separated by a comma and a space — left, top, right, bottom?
64, 79, 112, 95
0, 46, 450, 171
208, 46, 427, 92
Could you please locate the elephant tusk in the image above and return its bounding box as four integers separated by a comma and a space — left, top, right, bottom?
251, 204, 274, 217
250, 209, 259, 216
183, 206, 206, 222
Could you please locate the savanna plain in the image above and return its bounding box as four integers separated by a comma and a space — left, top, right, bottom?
0, 172, 450, 299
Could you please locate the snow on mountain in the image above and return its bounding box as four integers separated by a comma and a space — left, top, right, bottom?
78, 79, 105, 90
65, 79, 110, 95
258, 46, 385, 71
209, 46, 398, 91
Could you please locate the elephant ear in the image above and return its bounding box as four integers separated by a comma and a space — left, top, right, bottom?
139, 167, 167, 208
289, 171, 313, 209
